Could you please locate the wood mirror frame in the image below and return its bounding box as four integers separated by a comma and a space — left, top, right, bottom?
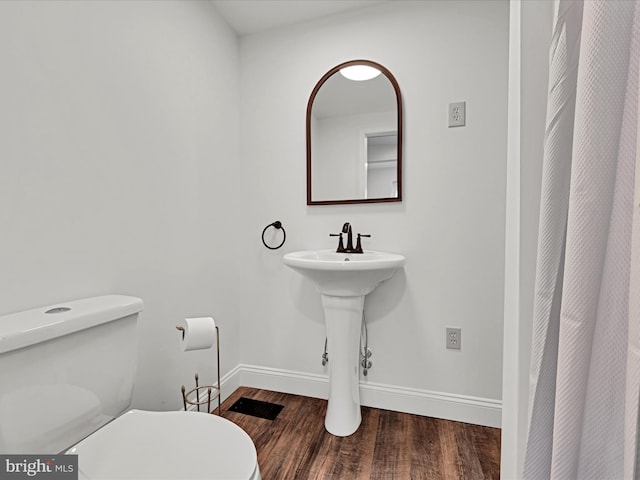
306, 60, 403, 205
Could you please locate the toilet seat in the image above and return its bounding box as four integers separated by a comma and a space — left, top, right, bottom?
67, 409, 260, 480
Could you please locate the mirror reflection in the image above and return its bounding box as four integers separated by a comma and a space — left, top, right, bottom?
307, 60, 402, 205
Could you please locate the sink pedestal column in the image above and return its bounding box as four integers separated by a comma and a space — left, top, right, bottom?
321, 294, 365, 437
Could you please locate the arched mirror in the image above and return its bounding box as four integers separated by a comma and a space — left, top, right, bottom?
307, 60, 403, 205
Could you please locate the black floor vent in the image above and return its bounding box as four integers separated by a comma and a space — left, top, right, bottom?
228, 397, 284, 420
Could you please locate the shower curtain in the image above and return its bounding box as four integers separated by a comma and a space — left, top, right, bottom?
523, 1, 640, 479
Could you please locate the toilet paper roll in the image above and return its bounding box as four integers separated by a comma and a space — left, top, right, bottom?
180, 317, 216, 351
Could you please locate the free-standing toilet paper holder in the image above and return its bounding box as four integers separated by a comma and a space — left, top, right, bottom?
176, 324, 221, 415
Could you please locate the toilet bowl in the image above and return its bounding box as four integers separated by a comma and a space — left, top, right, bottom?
0, 295, 260, 480
68, 410, 260, 480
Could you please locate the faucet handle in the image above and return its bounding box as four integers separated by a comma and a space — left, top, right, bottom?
329, 233, 346, 253
354, 234, 371, 254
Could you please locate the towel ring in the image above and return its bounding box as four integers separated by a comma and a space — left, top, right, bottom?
262, 221, 286, 250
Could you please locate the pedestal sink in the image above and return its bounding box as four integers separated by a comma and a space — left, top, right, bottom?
283, 249, 405, 436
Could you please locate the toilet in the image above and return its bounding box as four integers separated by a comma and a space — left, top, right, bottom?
0, 295, 260, 480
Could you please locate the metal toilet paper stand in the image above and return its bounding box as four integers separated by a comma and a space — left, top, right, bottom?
176, 324, 221, 415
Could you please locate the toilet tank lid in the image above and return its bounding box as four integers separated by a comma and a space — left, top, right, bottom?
0, 295, 144, 354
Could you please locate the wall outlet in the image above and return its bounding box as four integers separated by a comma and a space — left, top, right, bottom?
448, 101, 466, 127
446, 327, 461, 350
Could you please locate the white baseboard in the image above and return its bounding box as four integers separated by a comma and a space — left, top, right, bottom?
218, 364, 501, 428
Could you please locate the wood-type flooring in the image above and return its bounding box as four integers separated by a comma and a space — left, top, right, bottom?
219, 386, 501, 480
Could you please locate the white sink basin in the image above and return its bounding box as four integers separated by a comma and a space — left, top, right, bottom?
283, 249, 405, 296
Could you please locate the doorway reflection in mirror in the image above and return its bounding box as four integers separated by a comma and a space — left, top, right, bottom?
364, 132, 397, 199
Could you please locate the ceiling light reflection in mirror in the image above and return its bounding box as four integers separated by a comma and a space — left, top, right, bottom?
339, 65, 382, 81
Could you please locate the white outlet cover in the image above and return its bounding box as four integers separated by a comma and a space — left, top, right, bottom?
448, 101, 466, 127
446, 327, 461, 350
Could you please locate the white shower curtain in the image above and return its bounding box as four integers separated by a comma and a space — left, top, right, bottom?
524, 0, 640, 479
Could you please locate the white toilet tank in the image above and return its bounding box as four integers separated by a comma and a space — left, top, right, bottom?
0, 295, 143, 453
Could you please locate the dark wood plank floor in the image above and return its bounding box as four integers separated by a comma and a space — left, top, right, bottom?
220, 387, 501, 480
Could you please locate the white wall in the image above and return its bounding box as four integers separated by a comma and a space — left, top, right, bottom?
0, 0, 241, 410
238, 0, 509, 418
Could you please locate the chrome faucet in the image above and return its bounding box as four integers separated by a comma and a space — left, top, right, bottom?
329, 223, 371, 253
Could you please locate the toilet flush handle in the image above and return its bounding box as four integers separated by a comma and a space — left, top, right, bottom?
176, 325, 185, 340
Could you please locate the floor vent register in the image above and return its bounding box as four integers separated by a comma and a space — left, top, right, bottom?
228, 397, 284, 420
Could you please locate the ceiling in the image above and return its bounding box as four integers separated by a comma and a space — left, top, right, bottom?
211, 0, 390, 36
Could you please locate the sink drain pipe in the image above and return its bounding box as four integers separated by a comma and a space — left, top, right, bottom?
321, 337, 329, 366
321, 312, 372, 375
360, 311, 372, 376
